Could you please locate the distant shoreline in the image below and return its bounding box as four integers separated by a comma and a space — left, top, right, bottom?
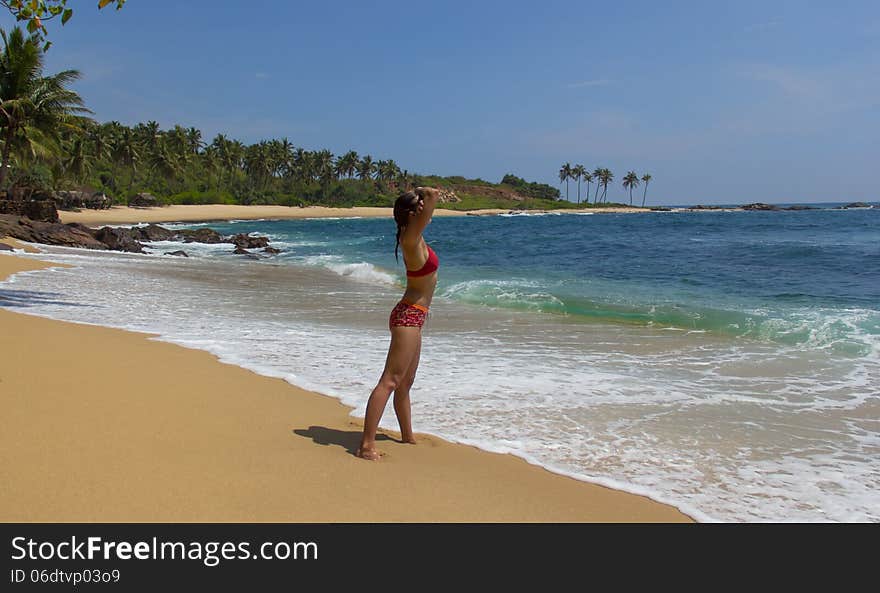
58, 204, 650, 226
55, 201, 877, 227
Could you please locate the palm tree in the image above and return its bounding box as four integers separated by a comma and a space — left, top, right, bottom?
599, 168, 614, 203
185, 126, 203, 155
63, 134, 93, 184
583, 170, 593, 204
622, 171, 640, 205
592, 167, 603, 202
571, 164, 585, 204
558, 162, 572, 201
337, 150, 358, 179
0, 26, 90, 188
641, 173, 652, 207
356, 155, 374, 182
112, 126, 140, 191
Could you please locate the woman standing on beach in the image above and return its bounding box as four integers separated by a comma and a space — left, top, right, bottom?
357, 186, 440, 460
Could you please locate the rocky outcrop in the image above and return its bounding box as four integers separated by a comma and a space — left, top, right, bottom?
0, 215, 277, 258
781, 205, 817, 211
93, 227, 146, 253
230, 233, 270, 249
741, 203, 780, 211
688, 205, 723, 210
0, 214, 108, 249
837, 202, 870, 209
128, 193, 160, 208
438, 189, 461, 203
176, 228, 225, 243
135, 224, 177, 242
0, 195, 60, 223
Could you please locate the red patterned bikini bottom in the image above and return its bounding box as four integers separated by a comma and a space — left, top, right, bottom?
389, 300, 429, 329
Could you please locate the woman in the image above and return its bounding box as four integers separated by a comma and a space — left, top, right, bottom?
357, 186, 440, 460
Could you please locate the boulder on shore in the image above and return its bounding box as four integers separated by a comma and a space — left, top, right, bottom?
0, 214, 107, 250
93, 227, 146, 253
741, 203, 780, 211
176, 228, 225, 244
0, 217, 278, 259
230, 233, 270, 249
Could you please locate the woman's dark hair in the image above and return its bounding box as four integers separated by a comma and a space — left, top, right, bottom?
393, 191, 421, 262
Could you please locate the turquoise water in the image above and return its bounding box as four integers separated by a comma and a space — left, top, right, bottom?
209, 204, 880, 355
3, 203, 878, 521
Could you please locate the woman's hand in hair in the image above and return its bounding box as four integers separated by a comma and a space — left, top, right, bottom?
415, 186, 440, 200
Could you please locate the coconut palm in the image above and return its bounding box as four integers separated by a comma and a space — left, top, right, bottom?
583, 170, 593, 204
622, 171, 640, 205
641, 173, 652, 207
356, 155, 374, 182
111, 126, 140, 191
571, 164, 586, 204
558, 162, 572, 201
185, 126, 203, 155
0, 26, 90, 188
592, 167, 603, 202
599, 168, 614, 203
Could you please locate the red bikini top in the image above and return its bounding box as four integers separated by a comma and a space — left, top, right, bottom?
405, 245, 439, 277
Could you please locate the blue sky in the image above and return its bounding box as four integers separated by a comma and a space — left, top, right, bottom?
2, 1, 878, 204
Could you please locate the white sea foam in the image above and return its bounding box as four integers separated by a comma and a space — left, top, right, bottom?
3, 246, 878, 523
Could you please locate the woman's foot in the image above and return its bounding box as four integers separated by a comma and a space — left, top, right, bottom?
356, 445, 381, 461
400, 433, 417, 444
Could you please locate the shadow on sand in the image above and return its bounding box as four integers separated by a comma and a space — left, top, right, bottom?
292, 426, 396, 457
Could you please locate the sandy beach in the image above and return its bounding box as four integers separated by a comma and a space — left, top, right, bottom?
58, 204, 649, 226
0, 240, 691, 522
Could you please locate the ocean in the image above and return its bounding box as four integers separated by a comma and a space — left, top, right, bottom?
2, 202, 878, 522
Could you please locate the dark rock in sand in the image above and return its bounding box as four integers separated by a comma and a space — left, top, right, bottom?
176, 228, 225, 243
262, 246, 281, 255
233, 246, 250, 255
230, 233, 270, 249
0, 214, 108, 250
741, 203, 780, 211
128, 192, 160, 208
93, 226, 146, 253
0, 242, 13, 251
164, 250, 189, 257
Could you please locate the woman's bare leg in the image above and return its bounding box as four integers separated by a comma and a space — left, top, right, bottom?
393, 335, 421, 444
357, 326, 421, 460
